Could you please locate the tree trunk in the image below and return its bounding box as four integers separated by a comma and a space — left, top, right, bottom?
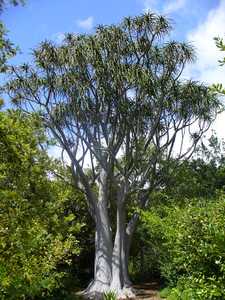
121, 231, 132, 288
83, 169, 113, 298
83, 177, 135, 299
110, 187, 135, 298
110, 202, 122, 292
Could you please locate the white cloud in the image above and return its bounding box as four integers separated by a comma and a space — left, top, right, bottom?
163, 0, 186, 14
77, 16, 94, 31
143, 0, 186, 14
186, 0, 225, 84
185, 0, 225, 139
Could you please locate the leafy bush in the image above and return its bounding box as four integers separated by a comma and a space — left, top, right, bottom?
0, 110, 82, 299
141, 194, 225, 299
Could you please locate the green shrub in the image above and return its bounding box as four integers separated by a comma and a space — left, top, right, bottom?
0, 111, 82, 299
140, 195, 225, 299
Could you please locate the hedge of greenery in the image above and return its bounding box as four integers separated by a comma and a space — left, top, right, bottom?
0, 111, 82, 299
140, 194, 225, 299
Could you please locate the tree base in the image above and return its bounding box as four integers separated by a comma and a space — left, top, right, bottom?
81, 280, 109, 300
80, 280, 136, 299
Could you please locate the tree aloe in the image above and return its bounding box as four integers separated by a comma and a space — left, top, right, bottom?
6, 13, 221, 298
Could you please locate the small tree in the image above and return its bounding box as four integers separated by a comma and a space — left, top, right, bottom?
7, 13, 221, 298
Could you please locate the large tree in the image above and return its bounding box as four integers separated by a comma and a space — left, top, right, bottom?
6, 13, 221, 298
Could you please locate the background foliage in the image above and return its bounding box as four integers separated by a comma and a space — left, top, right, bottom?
140, 195, 225, 300
0, 110, 83, 299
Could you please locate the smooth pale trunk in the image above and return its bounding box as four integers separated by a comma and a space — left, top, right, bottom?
84, 179, 136, 298
94, 203, 112, 288
120, 213, 139, 289
121, 231, 132, 287
110, 189, 134, 298
110, 202, 123, 291
85, 169, 113, 296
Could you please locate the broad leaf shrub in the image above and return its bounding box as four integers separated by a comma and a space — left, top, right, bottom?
140, 194, 225, 299
0, 110, 82, 299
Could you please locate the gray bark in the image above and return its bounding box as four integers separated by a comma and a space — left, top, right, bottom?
110, 204, 135, 299
110, 184, 133, 295
110, 202, 123, 291
84, 179, 135, 298
110, 183, 124, 290
121, 231, 132, 287
84, 169, 113, 297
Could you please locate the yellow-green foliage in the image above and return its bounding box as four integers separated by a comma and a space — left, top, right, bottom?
141, 195, 225, 300
0, 110, 82, 299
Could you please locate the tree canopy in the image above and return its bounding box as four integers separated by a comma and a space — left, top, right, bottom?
7, 13, 220, 194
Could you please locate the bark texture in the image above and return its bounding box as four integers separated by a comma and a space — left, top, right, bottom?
83, 179, 135, 299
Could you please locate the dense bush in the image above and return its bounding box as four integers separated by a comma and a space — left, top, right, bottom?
140, 194, 225, 299
0, 110, 82, 299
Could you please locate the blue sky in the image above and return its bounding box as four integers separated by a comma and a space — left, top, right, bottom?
2, 0, 225, 143
2, 0, 221, 63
